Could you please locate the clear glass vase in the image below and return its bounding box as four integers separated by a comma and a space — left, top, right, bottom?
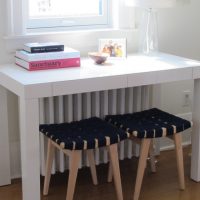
139, 8, 159, 54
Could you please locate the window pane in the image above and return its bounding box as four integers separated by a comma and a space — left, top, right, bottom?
29, 0, 103, 18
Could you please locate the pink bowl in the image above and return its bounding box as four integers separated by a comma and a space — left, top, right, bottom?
88, 52, 109, 64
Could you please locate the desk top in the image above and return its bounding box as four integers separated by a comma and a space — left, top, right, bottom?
0, 52, 200, 99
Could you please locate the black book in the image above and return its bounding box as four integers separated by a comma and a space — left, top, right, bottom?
23, 42, 64, 53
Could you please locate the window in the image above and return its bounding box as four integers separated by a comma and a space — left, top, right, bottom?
27, 0, 109, 29
6, 0, 134, 36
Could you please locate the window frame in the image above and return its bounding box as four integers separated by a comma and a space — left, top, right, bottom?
6, 0, 135, 36
27, 0, 110, 30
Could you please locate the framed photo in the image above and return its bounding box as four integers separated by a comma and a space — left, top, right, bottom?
99, 38, 127, 58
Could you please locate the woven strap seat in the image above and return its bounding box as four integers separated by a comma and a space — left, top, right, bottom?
105, 108, 192, 138
40, 117, 128, 150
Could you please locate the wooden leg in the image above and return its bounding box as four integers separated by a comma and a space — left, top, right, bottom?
149, 139, 156, 173
87, 149, 98, 185
107, 161, 113, 183
66, 150, 81, 200
108, 144, 123, 200
174, 133, 185, 190
133, 138, 151, 200
43, 139, 55, 195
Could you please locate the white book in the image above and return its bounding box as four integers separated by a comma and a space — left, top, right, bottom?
16, 48, 80, 62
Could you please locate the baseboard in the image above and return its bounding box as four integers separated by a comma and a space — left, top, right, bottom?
160, 141, 191, 152
176, 112, 192, 121
9, 141, 21, 179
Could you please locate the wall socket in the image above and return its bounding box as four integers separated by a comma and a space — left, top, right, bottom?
182, 90, 191, 107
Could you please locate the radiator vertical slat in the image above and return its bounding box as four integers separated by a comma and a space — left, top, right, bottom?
133, 87, 142, 157
83, 93, 91, 119
100, 91, 108, 118
117, 89, 126, 160
92, 92, 100, 117
117, 89, 125, 114
100, 91, 109, 163
92, 92, 100, 165
74, 94, 82, 121
108, 89, 117, 164
64, 95, 73, 123
109, 89, 117, 114
83, 93, 92, 167
73, 94, 83, 168
126, 88, 134, 113
141, 86, 150, 110
47, 97, 56, 174
56, 96, 65, 173
126, 88, 134, 159
39, 99, 46, 176
134, 87, 142, 112
63, 95, 73, 170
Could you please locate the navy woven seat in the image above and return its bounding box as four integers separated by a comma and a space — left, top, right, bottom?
105, 108, 192, 200
105, 108, 192, 138
40, 117, 128, 150
40, 117, 125, 200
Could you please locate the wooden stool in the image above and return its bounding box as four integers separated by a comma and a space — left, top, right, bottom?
105, 108, 192, 200
40, 117, 129, 200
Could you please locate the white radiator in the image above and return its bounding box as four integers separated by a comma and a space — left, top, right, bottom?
39, 86, 151, 176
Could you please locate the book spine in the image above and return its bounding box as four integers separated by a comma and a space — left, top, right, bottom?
16, 50, 80, 62
16, 58, 80, 71
28, 45, 64, 53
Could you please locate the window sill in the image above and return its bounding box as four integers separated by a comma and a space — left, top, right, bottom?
4, 28, 137, 40
4, 28, 139, 56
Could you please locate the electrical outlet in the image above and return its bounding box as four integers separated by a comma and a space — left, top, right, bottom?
182, 90, 191, 107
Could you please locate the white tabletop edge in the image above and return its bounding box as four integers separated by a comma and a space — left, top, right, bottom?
0, 52, 200, 98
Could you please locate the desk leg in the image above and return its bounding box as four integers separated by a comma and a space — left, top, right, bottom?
0, 86, 11, 186
19, 98, 40, 200
191, 79, 200, 182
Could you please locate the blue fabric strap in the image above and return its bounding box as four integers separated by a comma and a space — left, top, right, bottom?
105, 108, 192, 138
40, 117, 128, 150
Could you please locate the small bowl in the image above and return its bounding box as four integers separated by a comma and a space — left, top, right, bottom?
88, 52, 109, 64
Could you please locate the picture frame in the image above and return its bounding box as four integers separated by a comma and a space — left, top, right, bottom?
99, 38, 127, 58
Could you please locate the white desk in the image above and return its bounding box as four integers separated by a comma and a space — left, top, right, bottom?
1, 52, 200, 200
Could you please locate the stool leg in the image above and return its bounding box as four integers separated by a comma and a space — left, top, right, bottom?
174, 133, 185, 190
107, 161, 113, 183
108, 139, 157, 182
43, 139, 55, 195
87, 149, 98, 185
108, 144, 123, 200
133, 138, 151, 200
149, 139, 156, 173
66, 150, 81, 200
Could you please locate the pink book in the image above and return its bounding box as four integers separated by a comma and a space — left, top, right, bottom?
15, 57, 80, 71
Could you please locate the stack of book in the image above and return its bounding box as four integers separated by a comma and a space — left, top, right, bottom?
15, 42, 80, 71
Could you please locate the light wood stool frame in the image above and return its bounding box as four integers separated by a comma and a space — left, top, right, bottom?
133, 133, 185, 200
43, 139, 123, 200
108, 133, 185, 200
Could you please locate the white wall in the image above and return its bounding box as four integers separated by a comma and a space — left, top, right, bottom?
0, 0, 200, 178
159, 0, 200, 60
158, 0, 200, 113
0, 0, 21, 179
152, 1, 200, 114
156, 0, 200, 148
